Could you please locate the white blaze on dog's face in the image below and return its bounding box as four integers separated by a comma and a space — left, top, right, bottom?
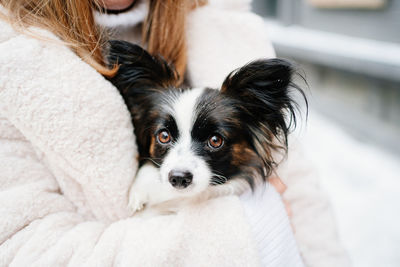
158, 88, 212, 196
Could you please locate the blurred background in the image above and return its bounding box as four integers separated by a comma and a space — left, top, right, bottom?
251, 0, 400, 266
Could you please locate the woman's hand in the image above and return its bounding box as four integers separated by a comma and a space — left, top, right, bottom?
269, 176, 292, 218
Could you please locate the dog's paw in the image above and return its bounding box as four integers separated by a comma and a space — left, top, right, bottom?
128, 188, 148, 214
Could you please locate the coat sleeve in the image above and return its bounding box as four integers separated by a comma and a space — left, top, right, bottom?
0, 31, 137, 222
0, 30, 132, 265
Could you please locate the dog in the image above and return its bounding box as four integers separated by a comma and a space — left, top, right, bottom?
108, 40, 306, 214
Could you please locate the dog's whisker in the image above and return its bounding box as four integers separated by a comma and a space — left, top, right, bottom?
212, 173, 228, 180
141, 157, 161, 167
211, 173, 228, 185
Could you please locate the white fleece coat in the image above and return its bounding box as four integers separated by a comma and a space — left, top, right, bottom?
0, 1, 349, 266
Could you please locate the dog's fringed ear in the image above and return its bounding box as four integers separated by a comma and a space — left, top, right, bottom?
107, 41, 180, 145
107, 41, 180, 161
107, 40, 179, 95
221, 59, 307, 173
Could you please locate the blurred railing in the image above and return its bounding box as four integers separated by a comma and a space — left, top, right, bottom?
252, 0, 400, 154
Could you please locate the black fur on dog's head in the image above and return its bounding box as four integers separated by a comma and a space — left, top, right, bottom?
108, 40, 306, 191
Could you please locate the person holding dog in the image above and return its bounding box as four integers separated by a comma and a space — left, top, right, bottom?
0, 0, 350, 266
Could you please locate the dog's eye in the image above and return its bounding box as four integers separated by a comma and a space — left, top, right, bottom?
208, 134, 224, 149
157, 130, 171, 144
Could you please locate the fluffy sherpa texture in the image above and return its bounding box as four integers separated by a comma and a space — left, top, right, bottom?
185, 1, 275, 88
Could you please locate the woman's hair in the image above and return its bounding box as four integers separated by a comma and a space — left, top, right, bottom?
0, 0, 117, 77
0, 0, 207, 82
143, 0, 188, 84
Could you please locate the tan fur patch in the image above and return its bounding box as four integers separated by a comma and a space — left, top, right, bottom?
231, 142, 258, 166
149, 135, 157, 157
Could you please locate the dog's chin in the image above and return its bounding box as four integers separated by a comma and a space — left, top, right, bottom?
129, 162, 211, 209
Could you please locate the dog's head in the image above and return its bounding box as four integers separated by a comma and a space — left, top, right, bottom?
108, 40, 306, 196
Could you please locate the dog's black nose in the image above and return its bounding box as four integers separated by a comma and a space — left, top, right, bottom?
168, 170, 193, 189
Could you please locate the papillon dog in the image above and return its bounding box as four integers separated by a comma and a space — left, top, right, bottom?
108, 40, 306, 213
